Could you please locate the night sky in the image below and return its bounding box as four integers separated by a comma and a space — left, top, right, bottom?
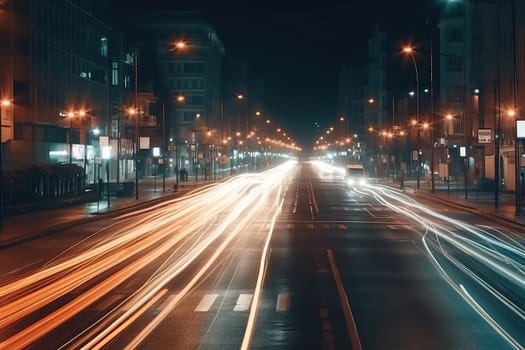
111, 0, 439, 147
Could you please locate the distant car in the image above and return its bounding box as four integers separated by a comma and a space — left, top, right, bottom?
344, 164, 368, 188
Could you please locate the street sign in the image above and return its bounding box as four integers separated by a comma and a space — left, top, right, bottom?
99, 136, 109, 147
478, 128, 492, 143
517, 120, 525, 139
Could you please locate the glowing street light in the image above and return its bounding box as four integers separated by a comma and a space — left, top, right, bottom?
402, 45, 421, 189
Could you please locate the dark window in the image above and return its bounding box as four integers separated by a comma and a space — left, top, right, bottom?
183, 111, 196, 122
14, 80, 30, 104
191, 95, 204, 106
445, 56, 463, 71
91, 68, 106, 83
446, 26, 463, 42
184, 62, 205, 73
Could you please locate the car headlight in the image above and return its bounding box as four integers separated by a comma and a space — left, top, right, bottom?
346, 178, 355, 185
358, 178, 367, 186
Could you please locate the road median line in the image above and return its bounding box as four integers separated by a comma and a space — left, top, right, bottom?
326, 249, 362, 350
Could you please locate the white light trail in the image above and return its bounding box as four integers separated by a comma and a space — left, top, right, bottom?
356, 183, 525, 349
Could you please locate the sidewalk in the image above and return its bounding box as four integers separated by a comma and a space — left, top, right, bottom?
399, 179, 525, 227
0, 175, 218, 248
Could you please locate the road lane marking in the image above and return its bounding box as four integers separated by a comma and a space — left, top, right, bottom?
195, 294, 218, 312
276, 292, 291, 312
234, 294, 253, 311
326, 249, 362, 350
292, 182, 299, 214
308, 176, 320, 215
241, 194, 285, 350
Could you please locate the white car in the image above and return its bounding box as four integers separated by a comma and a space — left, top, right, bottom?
344, 164, 368, 188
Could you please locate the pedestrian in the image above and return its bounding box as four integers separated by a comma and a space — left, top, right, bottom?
98, 178, 104, 198
180, 167, 188, 181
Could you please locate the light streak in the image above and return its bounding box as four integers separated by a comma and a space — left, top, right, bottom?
0, 161, 299, 349
241, 184, 284, 350
351, 183, 525, 349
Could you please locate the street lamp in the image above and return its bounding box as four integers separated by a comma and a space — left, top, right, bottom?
403, 46, 421, 190
0, 99, 11, 230
128, 107, 140, 200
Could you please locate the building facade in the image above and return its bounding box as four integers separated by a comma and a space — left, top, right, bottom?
439, 0, 525, 193
120, 11, 224, 177
1, 0, 111, 183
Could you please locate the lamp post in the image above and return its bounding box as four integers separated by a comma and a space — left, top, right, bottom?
506, 0, 520, 217
67, 111, 75, 164
162, 101, 166, 193
129, 107, 140, 200
133, 48, 139, 200
403, 46, 421, 189
429, 23, 436, 193
0, 99, 10, 230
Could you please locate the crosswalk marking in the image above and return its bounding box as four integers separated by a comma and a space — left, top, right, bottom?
276, 292, 291, 312
234, 294, 253, 311
195, 293, 218, 312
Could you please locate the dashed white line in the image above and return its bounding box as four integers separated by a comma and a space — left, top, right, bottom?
234, 294, 253, 311
276, 292, 291, 312
195, 294, 218, 312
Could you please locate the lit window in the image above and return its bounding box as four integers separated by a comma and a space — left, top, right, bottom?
100, 37, 108, 57
112, 61, 118, 85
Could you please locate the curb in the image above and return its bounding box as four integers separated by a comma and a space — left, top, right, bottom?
412, 192, 525, 229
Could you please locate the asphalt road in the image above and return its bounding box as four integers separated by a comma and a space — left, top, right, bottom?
0, 161, 523, 349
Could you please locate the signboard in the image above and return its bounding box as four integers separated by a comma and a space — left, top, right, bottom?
220, 154, 228, 164
478, 128, 492, 143
152, 147, 160, 157
139, 115, 157, 126
99, 135, 109, 148
517, 120, 525, 139
460, 146, 466, 157
139, 136, 150, 149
